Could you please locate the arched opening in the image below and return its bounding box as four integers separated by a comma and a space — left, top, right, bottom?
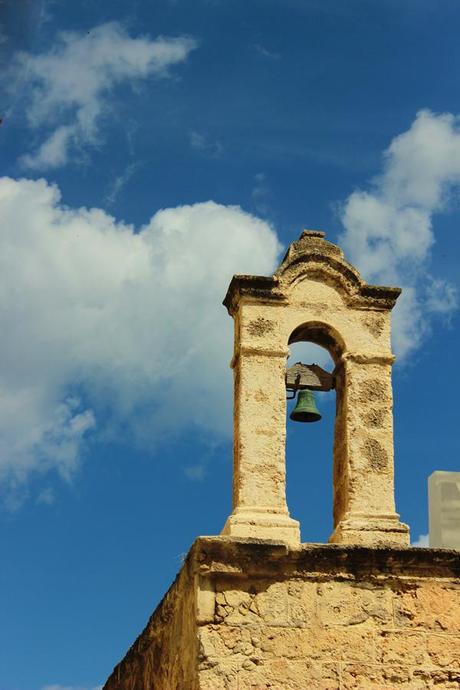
289, 320, 345, 363
285, 322, 344, 543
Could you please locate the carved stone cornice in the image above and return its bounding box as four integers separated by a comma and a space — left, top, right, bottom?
223, 230, 402, 314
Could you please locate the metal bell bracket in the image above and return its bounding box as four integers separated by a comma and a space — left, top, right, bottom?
285, 362, 335, 399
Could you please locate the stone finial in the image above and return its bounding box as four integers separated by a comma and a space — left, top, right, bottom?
300, 229, 326, 239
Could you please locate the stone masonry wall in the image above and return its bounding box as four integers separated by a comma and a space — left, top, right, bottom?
104, 537, 460, 690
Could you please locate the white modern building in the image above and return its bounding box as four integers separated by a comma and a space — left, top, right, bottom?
429, 471, 460, 549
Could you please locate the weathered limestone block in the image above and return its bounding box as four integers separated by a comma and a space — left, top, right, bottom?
394, 581, 460, 631
318, 580, 393, 627
103, 537, 460, 690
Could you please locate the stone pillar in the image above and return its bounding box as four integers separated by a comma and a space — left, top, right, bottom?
221, 312, 300, 544
330, 354, 409, 546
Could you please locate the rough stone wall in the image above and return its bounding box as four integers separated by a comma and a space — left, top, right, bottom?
199, 572, 460, 689
103, 537, 460, 690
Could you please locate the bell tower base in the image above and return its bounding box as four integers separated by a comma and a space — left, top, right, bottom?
103, 537, 460, 690
221, 508, 300, 545
329, 513, 410, 547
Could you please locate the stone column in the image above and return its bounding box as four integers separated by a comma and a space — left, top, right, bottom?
330, 353, 409, 546
221, 315, 300, 544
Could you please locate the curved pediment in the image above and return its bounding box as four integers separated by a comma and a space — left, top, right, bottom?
223, 230, 401, 315
275, 230, 401, 310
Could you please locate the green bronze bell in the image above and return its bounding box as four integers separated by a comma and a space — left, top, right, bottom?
290, 389, 321, 423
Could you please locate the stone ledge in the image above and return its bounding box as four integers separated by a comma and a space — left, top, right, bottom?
192, 536, 460, 580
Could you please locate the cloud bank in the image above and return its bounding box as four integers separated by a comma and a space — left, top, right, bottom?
13, 22, 197, 169
340, 109, 459, 358
0, 177, 280, 503
2, 111, 460, 504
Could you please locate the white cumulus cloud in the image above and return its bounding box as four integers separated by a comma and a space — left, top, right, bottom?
13, 22, 197, 169
0, 177, 281, 504
340, 109, 459, 358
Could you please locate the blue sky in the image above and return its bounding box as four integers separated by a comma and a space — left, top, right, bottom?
1, 1, 460, 688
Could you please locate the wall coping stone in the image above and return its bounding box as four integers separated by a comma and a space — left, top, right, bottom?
192, 536, 460, 580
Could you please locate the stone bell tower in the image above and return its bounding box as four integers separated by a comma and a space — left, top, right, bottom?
222, 229, 408, 547
104, 231, 460, 690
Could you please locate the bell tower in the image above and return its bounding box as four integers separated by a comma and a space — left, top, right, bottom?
104, 230, 460, 690
222, 229, 409, 546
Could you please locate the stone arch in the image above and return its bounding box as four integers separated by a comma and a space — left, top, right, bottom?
288, 319, 346, 364
280, 258, 363, 304
287, 320, 347, 543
